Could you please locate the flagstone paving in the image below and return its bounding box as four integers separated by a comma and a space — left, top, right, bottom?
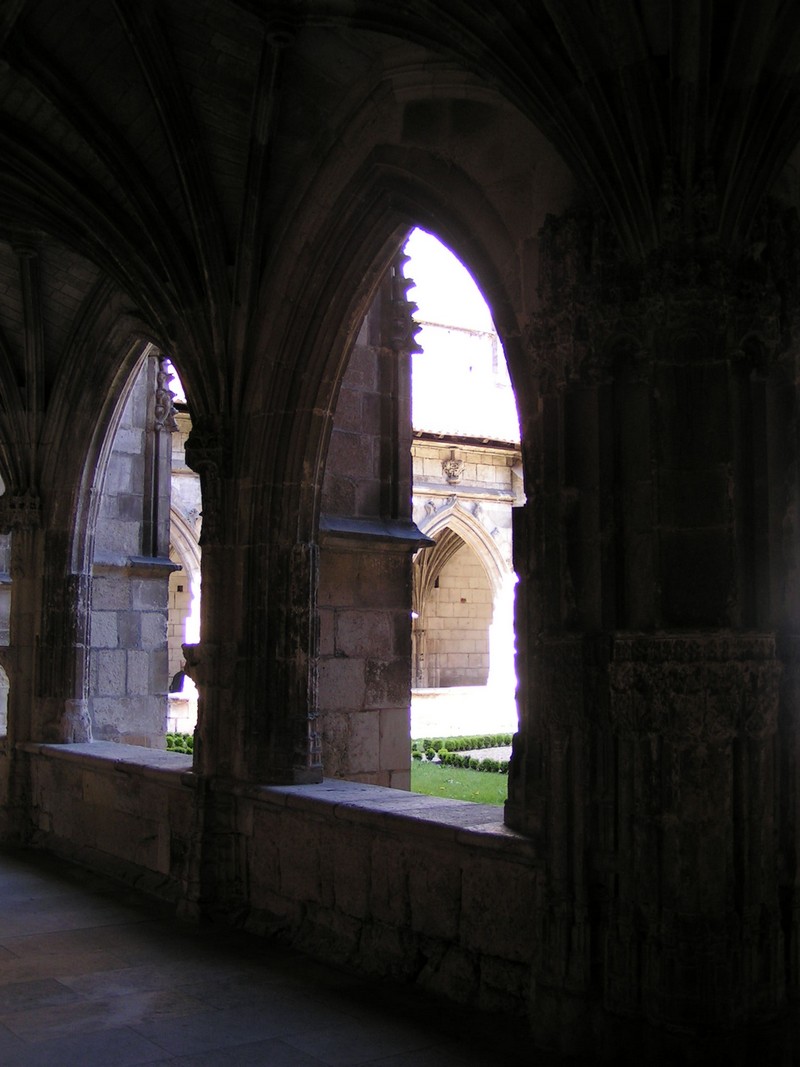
0, 846, 575, 1067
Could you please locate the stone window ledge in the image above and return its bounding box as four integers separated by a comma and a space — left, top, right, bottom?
18, 741, 194, 785
19, 742, 535, 862
319, 515, 434, 550
92, 555, 180, 576
236, 778, 535, 861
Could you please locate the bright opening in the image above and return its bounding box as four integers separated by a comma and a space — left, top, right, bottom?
404, 228, 521, 745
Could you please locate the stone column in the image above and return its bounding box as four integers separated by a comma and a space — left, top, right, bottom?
185, 409, 324, 786
0, 493, 91, 746
182, 413, 238, 777
1, 491, 44, 747
506, 207, 800, 1044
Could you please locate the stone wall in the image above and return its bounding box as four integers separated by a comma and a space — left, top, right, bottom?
20, 743, 539, 1018
167, 559, 191, 683
89, 559, 173, 746
90, 354, 174, 747
24, 744, 195, 896
420, 546, 493, 686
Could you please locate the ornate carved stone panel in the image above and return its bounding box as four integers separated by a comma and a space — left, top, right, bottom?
609, 634, 781, 744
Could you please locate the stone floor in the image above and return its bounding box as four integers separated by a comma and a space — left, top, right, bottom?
0, 845, 562, 1067
1, 845, 798, 1065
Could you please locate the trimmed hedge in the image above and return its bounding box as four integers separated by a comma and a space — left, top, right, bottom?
411, 733, 513, 774
166, 732, 193, 754
439, 750, 510, 774
168, 732, 510, 766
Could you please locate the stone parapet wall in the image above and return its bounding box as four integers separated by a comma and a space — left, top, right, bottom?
22, 742, 195, 900
17, 744, 539, 1018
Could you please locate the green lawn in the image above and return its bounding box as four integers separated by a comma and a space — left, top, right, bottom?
411, 759, 508, 806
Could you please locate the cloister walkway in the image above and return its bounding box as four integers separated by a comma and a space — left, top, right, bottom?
0, 846, 546, 1066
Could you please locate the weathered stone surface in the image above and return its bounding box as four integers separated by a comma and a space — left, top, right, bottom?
278, 813, 322, 902
365, 659, 410, 708
460, 859, 537, 962
131, 579, 169, 612
331, 829, 371, 919
321, 708, 379, 776
95, 650, 126, 696
140, 611, 167, 648
408, 853, 461, 940
335, 610, 391, 659
317, 661, 367, 712
90, 611, 118, 649
417, 943, 479, 1004
369, 838, 411, 926
127, 651, 151, 696
91, 577, 132, 612
379, 707, 411, 771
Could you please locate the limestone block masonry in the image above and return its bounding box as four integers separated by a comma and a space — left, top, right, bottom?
90, 354, 176, 746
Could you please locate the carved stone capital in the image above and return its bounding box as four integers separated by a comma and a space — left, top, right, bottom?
530, 199, 800, 391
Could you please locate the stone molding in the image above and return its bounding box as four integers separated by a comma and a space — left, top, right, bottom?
319, 514, 433, 550
154, 357, 178, 432
382, 251, 422, 356
92, 554, 179, 577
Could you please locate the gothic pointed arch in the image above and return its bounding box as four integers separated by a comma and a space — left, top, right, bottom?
415, 496, 509, 602
249, 151, 528, 540
233, 143, 536, 782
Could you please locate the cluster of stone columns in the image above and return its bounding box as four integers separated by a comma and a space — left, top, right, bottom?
506, 206, 800, 1038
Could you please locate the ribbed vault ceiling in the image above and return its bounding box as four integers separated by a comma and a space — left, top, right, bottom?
0, 1, 799, 494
